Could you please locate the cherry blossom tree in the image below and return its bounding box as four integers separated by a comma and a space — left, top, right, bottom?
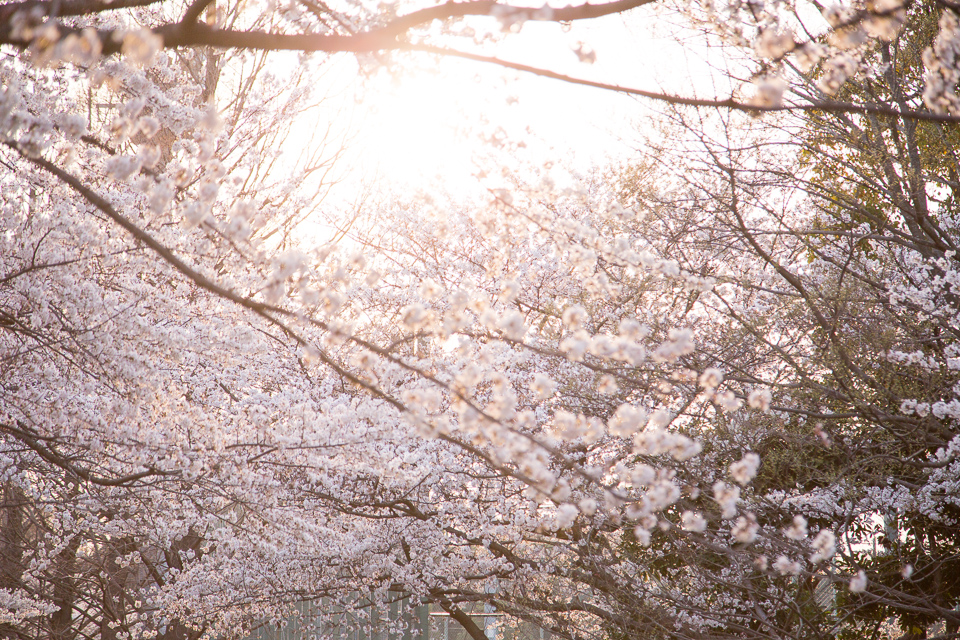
604, 8, 960, 635
2, 0, 960, 640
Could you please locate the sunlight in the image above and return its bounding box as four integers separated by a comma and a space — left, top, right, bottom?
354, 65, 483, 193
293, 12, 720, 207
329, 20, 645, 198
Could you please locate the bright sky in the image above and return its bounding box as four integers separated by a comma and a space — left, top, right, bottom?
278, 5, 735, 213
328, 9, 725, 200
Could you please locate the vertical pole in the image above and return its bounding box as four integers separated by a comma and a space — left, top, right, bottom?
417, 604, 430, 640
484, 580, 498, 640
390, 596, 400, 640
402, 596, 412, 640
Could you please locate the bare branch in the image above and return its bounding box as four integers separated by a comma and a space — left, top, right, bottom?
405, 43, 960, 125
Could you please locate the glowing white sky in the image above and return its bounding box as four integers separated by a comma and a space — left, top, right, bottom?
296, 8, 732, 204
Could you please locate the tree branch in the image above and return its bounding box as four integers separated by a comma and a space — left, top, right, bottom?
404, 43, 960, 124
0, 0, 161, 22
0, 421, 172, 487
180, 0, 216, 25
0, 0, 656, 54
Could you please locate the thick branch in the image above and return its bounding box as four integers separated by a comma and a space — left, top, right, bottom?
0, 0, 160, 22
433, 598, 489, 640
0, 0, 656, 53
180, 0, 216, 25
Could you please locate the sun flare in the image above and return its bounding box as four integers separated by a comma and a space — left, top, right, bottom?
355, 66, 484, 192
329, 19, 660, 198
